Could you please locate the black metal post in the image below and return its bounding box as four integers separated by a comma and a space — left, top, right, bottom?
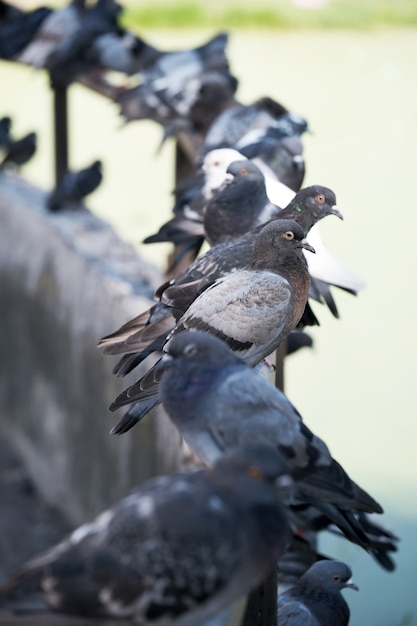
52, 80, 69, 186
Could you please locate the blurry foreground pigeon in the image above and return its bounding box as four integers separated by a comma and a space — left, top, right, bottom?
278, 560, 358, 625
107, 219, 314, 430
0, 446, 292, 623
0, 131, 36, 169
47, 160, 103, 212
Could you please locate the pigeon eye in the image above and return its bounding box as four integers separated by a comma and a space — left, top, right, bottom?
283, 231, 295, 240
240, 168, 248, 176
247, 465, 263, 480
332, 575, 341, 582
316, 194, 325, 203
184, 344, 197, 357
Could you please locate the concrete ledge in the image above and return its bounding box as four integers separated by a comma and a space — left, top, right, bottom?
0, 173, 183, 524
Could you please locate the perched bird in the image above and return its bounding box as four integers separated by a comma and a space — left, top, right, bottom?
98, 185, 340, 386
0, 131, 37, 169
145, 156, 294, 256
278, 560, 358, 625
0, 116, 11, 149
0, 5, 52, 60
0, 446, 292, 623
118, 32, 238, 140
47, 160, 103, 212
156, 330, 388, 557
46, 0, 124, 85
202, 97, 308, 191
16, 0, 86, 69
108, 219, 314, 430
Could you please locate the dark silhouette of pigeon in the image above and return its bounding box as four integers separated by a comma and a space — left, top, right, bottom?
47, 160, 103, 211
118, 32, 238, 140
98, 186, 339, 386
278, 560, 358, 625
107, 219, 314, 430
0, 131, 37, 169
16, 0, 87, 68
0, 116, 11, 148
0, 446, 292, 623
0, 5, 51, 60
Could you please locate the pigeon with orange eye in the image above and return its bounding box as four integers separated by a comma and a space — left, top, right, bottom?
278, 560, 358, 625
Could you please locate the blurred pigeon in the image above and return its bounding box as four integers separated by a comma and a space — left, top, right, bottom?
0, 445, 292, 623
47, 160, 103, 212
118, 32, 238, 140
0, 131, 36, 169
108, 219, 315, 430
155, 330, 385, 554
0, 5, 51, 60
46, 0, 124, 85
0, 116, 11, 148
16, 0, 86, 68
98, 186, 339, 384
202, 97, 308, 191
0, 0, 23, 25
278, 560, 358, 625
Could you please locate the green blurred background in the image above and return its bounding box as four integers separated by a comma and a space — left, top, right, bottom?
1, 1, 417, 624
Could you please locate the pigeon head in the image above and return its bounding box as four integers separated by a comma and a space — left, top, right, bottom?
226, 159, 261, 179
211, 444, 293, 504
163, 330, 241, 370
298, 560, 359, 593
286, 185, 342, 233
252, 219, 315, 270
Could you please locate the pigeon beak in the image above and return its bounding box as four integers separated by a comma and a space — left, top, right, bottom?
300, 238, 315, 254
344, 579, 359, 592
330, 205, 344, 220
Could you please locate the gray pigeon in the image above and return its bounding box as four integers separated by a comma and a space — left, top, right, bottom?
108, 219, 314, 430
154, 330, 388, 559
0, 445, 292, 624
278, 560, 358, 625
98, 185, 340, 383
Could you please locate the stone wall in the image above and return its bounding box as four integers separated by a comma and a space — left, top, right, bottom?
0, 173, 183, 524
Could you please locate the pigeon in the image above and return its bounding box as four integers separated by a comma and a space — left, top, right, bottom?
202, 97, 308, 191
47, 160, 103, 211
108, 219, 314, 429
156, 330, 387, 555
0, 131, 37, 169
0, 5, 51, 60
16, 0, 87, 69
277, 560, 358, 625
45, 0, 128, 85
0, 445, 292, 623
143, 149, 362, 316
0, 116, 11, 148
98, 185, 339, 384
117, 32, 238, 140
